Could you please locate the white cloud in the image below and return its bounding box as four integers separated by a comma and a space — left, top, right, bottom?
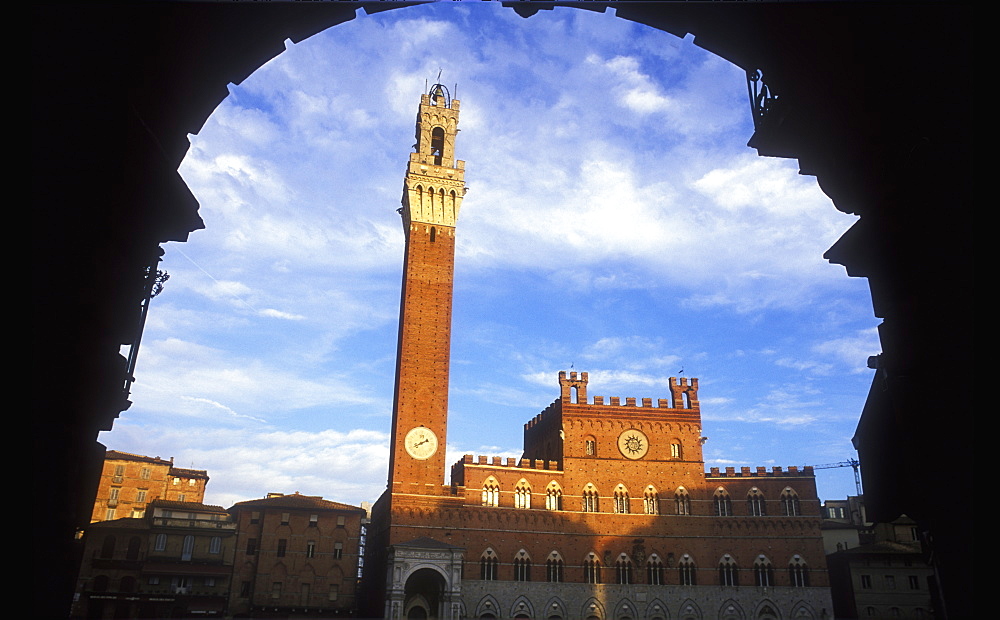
202, 279, 252, 301
775, 357, 835, 376
814, 328, 881, 372
127, 338, 382, 422
259, 308, 306, 321
103, 426, 390, 508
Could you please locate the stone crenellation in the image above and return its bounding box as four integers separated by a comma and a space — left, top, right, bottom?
708, 465, 815, 477
458, 454, 561, 470
553, 371, 700, 410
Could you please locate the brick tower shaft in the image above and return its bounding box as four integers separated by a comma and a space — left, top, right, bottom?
388, 84, 466, 492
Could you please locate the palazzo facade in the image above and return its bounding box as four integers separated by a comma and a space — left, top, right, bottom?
365, 84, 833, 620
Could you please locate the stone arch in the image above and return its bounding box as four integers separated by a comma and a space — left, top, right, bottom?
718, 599, 746, 620
580, 596, 605, 620
678, 599, 702, 620
37, 6, 977, 620
754, 601, 783, 620
544, 596, 568, 619
509, 595, 535, 619
614, 598, 638, 620
645, 598, 670, 620
787, 601, 816, 619
402, 566, 448, 620
474, 594, 501, 619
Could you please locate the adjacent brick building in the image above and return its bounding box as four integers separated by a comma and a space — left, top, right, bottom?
364, 84, 834, 619
72, 500, 236, 619
228, 492, 367, 617
91, 450, 209, 522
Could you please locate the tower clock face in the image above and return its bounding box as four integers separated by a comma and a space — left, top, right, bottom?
404, 426, 439, 460
617, 429, 650, 460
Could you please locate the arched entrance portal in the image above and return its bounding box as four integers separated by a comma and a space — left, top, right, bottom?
404, 568, 445, 619
385, 538, 465, 620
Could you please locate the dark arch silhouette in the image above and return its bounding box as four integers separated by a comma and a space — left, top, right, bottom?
33, 3, 972, 617
405, 567, 448, 619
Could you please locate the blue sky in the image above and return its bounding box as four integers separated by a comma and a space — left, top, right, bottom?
102, 3, 879, 509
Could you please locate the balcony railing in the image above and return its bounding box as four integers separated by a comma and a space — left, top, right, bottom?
151, 517, 236, 531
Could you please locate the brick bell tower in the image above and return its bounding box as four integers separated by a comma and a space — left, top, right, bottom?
388, 83, 466, 493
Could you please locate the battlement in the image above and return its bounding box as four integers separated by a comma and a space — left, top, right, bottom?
707, 465, 815, 478
457, 454, 561, 471
451, 454, 563, 486
524, 400, 560, 430
555, 371, 699, 410
558, 370, 588, 403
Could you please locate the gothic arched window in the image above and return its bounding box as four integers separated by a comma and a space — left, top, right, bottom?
647, 554, 665, 585
584, 554, 601, 584
546, 551, 564, 583
546, 481, 562, 511
714, 488, 733, 516
718, 555, 739, 587
614, 486, 630, 514
480, 549, 498, 581
513, 550, 531, 582
780, 487, 801, 516
514, 480, 531, 510
482, 478, 499, 507
678, 554, 696, 586
582, 484, 599, 512
431, 127, 445, 165
616, 554, 633, 584
675, 487, 691, 515
789, 555, 809, 587
748, 488, 767, 517
644, 486, 660, 515
754, 555, 774, 587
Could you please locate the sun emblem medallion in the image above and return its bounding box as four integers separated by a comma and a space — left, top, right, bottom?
617, 428, 650, 460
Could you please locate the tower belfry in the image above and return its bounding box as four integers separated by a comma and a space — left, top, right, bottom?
388, 83, 466, 492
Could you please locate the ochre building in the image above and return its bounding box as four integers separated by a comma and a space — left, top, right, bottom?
365, 84, 833, 620
228, 492, 367, 617
91, 450, 209, 522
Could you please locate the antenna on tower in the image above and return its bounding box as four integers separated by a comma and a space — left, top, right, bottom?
437, 68, 442, 82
